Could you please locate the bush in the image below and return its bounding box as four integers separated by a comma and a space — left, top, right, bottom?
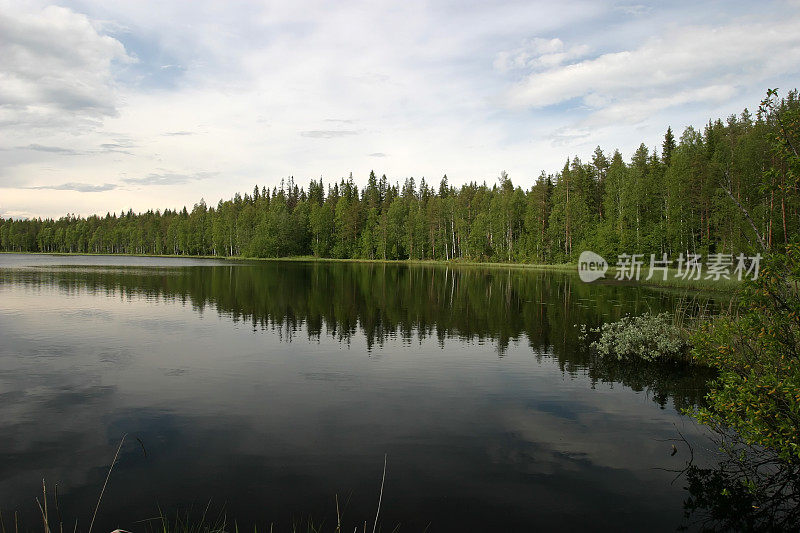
690, 248, 800, 463
588, 312, 689, 362
679, 89, 800, 531
682, 248, 800, 531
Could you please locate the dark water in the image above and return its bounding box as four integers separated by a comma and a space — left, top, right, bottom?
0, 254, 720, 531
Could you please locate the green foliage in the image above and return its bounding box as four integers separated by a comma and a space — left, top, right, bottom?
588, 312, 689, 362
677, 88, 800, 532
688, 88, 800, 464
690, 247, 800, 462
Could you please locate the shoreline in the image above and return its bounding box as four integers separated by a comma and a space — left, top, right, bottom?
0, 251, 741, 292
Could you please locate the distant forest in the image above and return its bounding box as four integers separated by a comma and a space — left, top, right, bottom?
2, 90, 798, 263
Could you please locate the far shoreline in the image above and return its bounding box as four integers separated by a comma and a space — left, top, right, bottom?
0, 251, 741, 292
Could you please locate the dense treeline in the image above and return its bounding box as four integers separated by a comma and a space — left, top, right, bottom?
3, 90, 799, 262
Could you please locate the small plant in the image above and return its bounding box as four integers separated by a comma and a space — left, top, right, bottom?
588, 312, 690, 362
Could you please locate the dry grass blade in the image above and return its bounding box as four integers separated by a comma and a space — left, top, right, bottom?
88, 434, 127, 533
36, 479, 51, 533
372, 454, 387, 533
43, 480, 49, 533
36, 498, 49, 533
54, 483, 63, 533
335, 494, 341, 533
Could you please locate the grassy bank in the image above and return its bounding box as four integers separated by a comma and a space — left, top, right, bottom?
1, 250, 573, 270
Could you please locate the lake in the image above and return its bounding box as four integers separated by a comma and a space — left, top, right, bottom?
0, 254, 719, 531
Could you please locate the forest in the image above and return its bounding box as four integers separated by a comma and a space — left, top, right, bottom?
2, 90, 799, 263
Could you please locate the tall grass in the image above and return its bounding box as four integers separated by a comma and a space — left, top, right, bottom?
0, 438, 391, 533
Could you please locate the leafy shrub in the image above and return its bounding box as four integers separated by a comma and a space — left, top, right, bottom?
682, 248, 800, 531
690, 248, 800, 463
679, 89, 800, 531
588, 312, 689, 362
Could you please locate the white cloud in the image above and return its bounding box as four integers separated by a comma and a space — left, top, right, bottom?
121, 171, 218, 187
549, 127, 592, 147
494, 38, 590, 73
505, 20, 800, 125
300, 130, 360, 139
1, 1, 800, 218
585, 84, 739, 126
0, 3, 132, 129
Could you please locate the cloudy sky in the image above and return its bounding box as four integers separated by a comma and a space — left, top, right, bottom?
2, 0, 800, 219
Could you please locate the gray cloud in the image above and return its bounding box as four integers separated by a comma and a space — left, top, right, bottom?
98, 143, 134, 155
121, 171, 218, 186
9, 142, 134, 160
614, 3, 651, 16
368, 152, 387, 158
17, 144, 80, 155
163, 131, 195, 136
26, 182, 118, 192
300, 130, 359, 139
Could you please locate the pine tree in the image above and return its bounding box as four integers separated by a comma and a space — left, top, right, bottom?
662, 126, 676, 166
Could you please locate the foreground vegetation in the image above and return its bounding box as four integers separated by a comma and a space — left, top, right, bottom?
2, 91, 799, 266
677, 245, 800, 531
582, 250, 800, 529
2, 438, 389, 533
578, 90, 800, 530
684, 92, 799, 531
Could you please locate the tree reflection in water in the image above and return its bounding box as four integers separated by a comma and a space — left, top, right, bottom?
679, 428, 800, 531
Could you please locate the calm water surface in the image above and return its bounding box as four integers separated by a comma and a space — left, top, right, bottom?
0, 254, 719, 531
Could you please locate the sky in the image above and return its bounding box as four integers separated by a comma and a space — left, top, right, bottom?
2, 0, 800, 219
